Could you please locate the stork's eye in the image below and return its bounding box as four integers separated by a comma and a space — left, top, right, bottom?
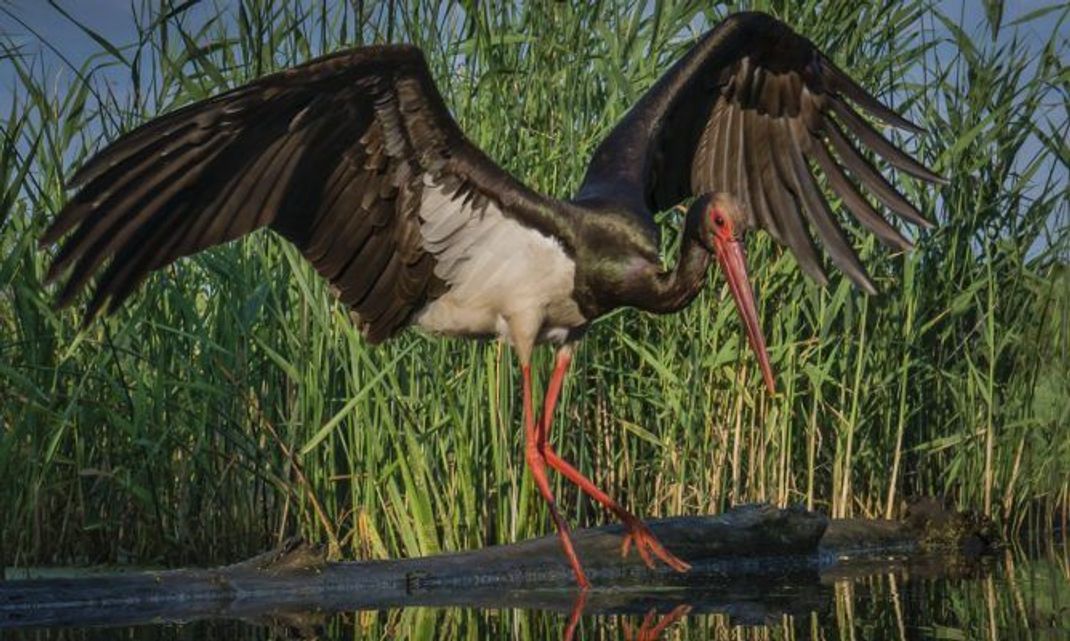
714, 215, 725, 227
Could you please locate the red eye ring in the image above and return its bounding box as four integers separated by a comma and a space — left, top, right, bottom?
714, 215, 725, 227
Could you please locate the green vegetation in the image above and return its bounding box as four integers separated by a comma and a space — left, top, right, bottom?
0, 0, 1066, 567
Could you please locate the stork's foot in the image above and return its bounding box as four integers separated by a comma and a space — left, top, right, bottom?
619, 514, 691, 573
538, 441, 691, 573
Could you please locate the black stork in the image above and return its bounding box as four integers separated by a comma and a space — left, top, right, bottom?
40, 12, 942, 589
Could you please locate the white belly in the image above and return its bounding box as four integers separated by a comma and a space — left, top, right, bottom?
411, 182, 585, 350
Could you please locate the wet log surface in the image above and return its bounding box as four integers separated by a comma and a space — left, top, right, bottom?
0, 503, 984, 629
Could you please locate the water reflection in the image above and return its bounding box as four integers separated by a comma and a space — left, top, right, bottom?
561, 593, 689, 641
5, 543, 1067, 640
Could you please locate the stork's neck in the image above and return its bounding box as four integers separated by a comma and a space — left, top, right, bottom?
572, 203, 713, 319
641, 234, 712, 314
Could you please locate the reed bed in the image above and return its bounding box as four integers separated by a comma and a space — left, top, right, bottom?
0, 0, 1066, 567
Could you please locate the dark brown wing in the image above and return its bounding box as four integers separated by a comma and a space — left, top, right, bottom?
575, 11, 944, 293
41, 44, 571, 341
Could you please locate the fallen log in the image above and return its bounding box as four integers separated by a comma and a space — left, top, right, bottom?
0, 502, 984, 629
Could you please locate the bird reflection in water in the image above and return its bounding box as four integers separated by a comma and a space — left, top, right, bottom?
563, 591, 692, 641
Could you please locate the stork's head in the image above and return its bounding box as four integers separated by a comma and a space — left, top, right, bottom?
696, 192, 750, 246
692, 192, 775, 394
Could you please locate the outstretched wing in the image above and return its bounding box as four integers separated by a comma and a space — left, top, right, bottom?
42, 44, 571, 342
575, 11, 944, 293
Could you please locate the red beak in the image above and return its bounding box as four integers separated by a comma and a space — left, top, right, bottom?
714, 238, 776, 394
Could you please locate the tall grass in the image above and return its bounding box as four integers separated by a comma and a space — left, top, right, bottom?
0, 0, 1066, 567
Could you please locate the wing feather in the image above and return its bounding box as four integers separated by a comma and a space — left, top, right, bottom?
829, 99, 945, 183
744, 112, 783, 244
808, 139, 912, 251
52, 132, 234, 302
768, 119, 828, 285
824, 119, 933, 228
820, 58, 924, 133
786, 119, 875, 293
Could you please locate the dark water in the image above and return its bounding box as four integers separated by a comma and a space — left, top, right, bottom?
5, 546, 1067, 640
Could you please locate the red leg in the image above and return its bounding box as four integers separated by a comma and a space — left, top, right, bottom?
537, 348, 691, 573
522, 364, 590, 590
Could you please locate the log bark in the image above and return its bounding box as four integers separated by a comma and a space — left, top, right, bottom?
0, 504, 953, 629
